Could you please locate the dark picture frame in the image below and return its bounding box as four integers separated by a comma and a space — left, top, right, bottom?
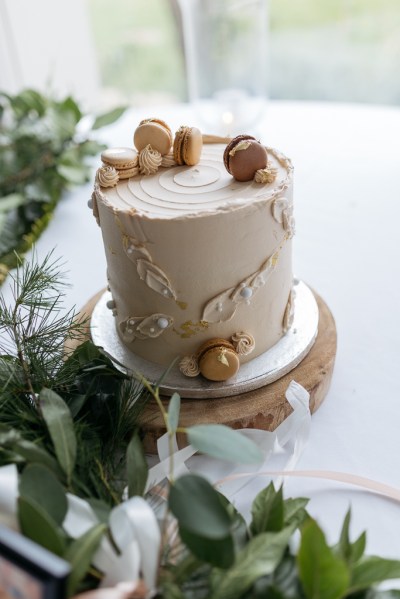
0, 526, 70, 599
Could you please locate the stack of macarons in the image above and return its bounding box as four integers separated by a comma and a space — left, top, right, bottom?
134, 118, 203, 167
101, 147, 138, 180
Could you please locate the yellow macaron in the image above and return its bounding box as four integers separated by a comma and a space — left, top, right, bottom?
197, 338, 240, 382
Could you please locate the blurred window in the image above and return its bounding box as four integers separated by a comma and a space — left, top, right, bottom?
87, 0, 400, 107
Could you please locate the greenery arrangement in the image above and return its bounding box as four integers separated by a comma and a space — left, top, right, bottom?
1, 254, 400, 599
0, 88, 126, 284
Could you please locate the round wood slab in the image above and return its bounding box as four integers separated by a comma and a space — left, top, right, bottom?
73, 289, 336, 453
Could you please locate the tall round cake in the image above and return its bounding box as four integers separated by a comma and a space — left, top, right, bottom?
90, 135, 295, 381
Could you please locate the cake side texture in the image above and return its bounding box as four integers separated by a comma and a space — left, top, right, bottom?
92, 143, 294, 368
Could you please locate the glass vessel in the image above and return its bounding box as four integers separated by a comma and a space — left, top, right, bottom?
178, 0, 268, 135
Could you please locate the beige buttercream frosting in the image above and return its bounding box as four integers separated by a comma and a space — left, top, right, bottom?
254, 166, 278, 184
138, 144, 162, 176
161, 151, 177, 168
93, 144, 294, 366
231, 332, 255, 356
97, 165, 119, 187
179, 354, 200, 377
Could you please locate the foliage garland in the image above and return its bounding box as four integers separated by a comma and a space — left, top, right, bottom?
0, 88, 126, 284
1, 258, 400, 598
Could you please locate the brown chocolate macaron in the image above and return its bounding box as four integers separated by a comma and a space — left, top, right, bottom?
134, 118, 173, 155
197, 338, 240, 382
173, 126, 203, 166
224, 135, 268, 182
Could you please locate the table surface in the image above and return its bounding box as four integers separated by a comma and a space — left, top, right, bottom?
4, 100, 400, 564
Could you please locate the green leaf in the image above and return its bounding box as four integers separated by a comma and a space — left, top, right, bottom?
187, 424, 263, 465
297, 519, 350, 599
220, 494, 248, 552
349, 556, 400, 594
57, 163, 88, 185
78, 139, 105, 156
18, 496, 66, 556
19, 463, 68, 525
0, 194, 25, 213
350, 531, 367, 564
86, 498, 111, 525
12, 438, 63, 476
211, 528, 293, 599
336, 508, 366, 567
65, 524, 106, 596
250, 483, 284, 535
39, 388, 77, 484
92, 106, 127, 130
283, 497, 309, 530
363, 591, 400, 599
179, 525, 234, 569
168, 392, 181, 434
161, 581, 185, 599
169, 474, 231, 540
126, 431, 148, 497
7, 89, 46, 118
59, 96, 82, 123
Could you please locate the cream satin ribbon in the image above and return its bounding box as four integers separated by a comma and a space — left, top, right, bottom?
64, 494, 160, 590
214, 469, 400, 503
147, 380, 311, 502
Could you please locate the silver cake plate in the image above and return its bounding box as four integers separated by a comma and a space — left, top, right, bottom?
91, 279, 319, 399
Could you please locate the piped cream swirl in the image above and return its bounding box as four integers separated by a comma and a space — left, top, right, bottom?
139, 144, 162, 176
97, 165, 119, 187
161, 151, 177, 168
179, 355, 200, 377
254, 166, 278, 184
231, 332, 255, 356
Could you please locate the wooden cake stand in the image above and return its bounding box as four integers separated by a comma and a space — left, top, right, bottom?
72, 290, 336, 453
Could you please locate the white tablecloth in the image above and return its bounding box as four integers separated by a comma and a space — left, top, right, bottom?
4, 101, 400, 561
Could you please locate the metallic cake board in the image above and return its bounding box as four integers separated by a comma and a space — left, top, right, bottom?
90, 279, 319, 399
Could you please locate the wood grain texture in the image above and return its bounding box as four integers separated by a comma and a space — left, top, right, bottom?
72, 290, 337, 453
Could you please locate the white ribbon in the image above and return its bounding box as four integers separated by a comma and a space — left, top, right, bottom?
147, 380, 311, 503
109, 497, 160, 590
64, 494, 160, 590
0, 464, 19, 529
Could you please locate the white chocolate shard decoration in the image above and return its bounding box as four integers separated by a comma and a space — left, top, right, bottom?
179, 355, 200, 377
97, 165, 119, 187
120, 313, 173, 342
229, 140, 251, 156
119, 219, 179, 300
138, 144, 162, 176
272, 197, 295, 238
231, 332, 255, 356
254, 166, 278, 184
136, 259, 177, 300
122, 234, 152, 261
282, 288, 295, 333
202, 241, 284, 324
161, 151, 177, 168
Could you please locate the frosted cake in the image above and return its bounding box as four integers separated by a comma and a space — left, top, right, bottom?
89, 123, 295, 382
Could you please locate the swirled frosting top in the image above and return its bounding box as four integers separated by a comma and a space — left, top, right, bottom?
98, 144, 292, 219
